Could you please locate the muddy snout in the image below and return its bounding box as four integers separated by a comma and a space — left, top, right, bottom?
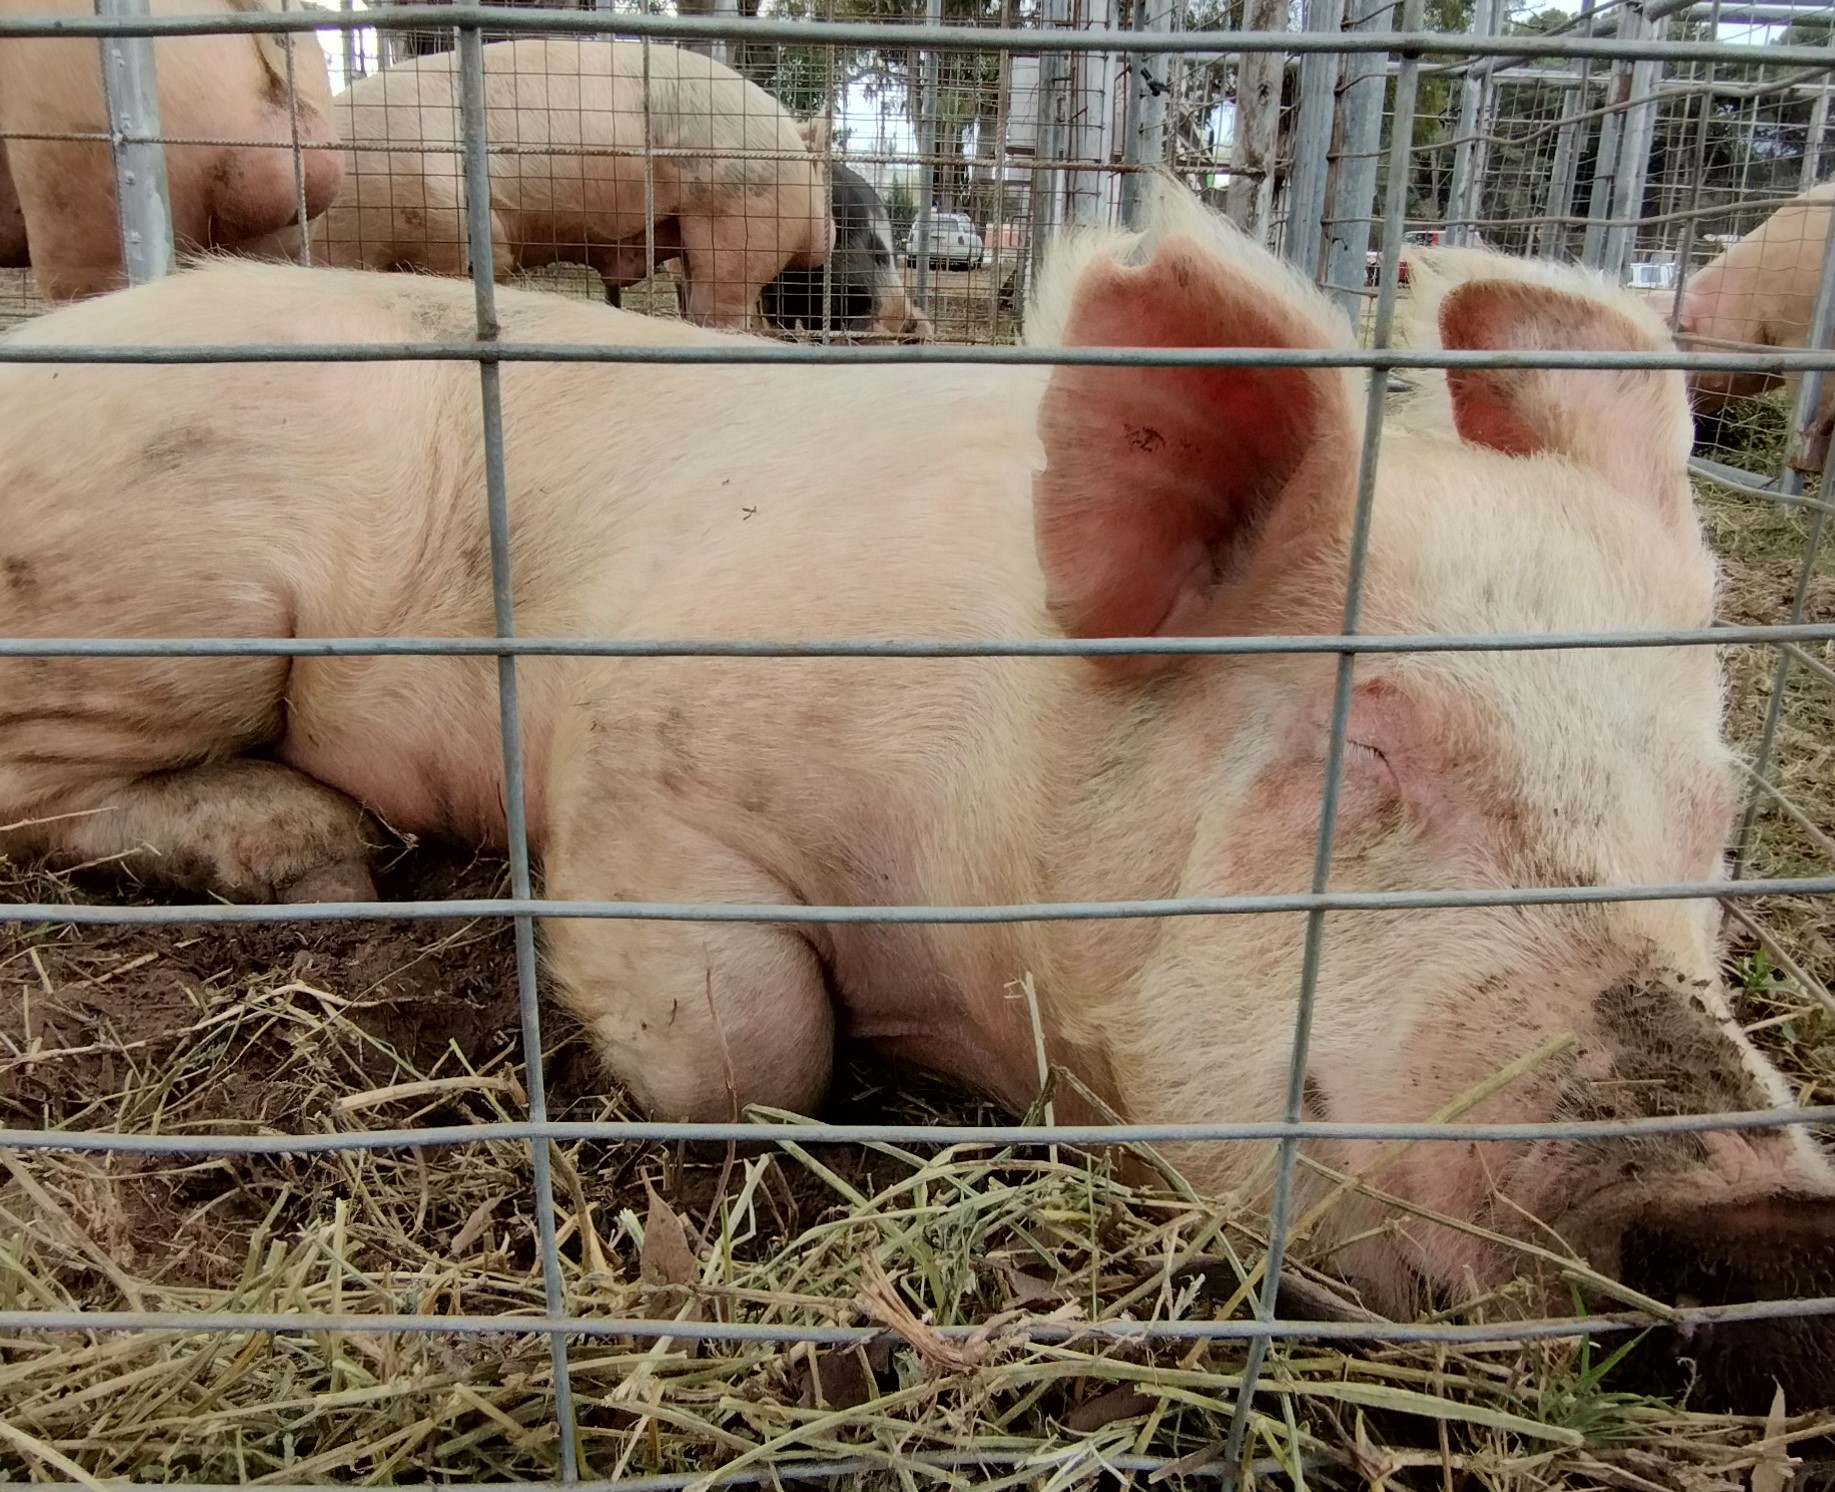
1598, 1193, 1835, 1413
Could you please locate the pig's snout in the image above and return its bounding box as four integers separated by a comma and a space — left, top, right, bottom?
1601, 1192, 1835, 1413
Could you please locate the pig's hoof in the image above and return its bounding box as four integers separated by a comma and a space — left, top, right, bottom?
280, 861, 379, 906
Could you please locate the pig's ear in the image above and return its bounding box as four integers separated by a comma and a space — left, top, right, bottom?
1437, 279, 1694, 519
1034, 233, 1358, 643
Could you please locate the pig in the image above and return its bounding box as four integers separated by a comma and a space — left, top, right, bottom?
760, 161, 930, 341
0, 176, 1830, 1413
0, 0, 343, 303
250, 37, 833, 331
1678, 183, 1835, 470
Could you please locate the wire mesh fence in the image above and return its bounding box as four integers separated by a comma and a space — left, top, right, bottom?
1, 0, 1834, 1486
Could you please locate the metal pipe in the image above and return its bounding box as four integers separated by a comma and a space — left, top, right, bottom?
1118, 0, 1173, 228
8, 872, 1835, 930
95, 0, 173, 285
13, 9, 1835, 68
1444, 0, 1497, 244
911, 0, 944, 313
1805, 80, 1831, 190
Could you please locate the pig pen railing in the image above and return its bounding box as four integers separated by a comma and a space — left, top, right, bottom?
2, 5, 1835, 1488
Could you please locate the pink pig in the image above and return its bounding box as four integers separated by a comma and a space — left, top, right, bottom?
0, 0, 343, 303
246, 37, 834, 332
1678, 183, 1835, 470
0, 178, 1829, 1411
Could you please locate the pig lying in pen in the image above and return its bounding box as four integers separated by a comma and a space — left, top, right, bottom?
248, 36, 833, 330
1678, 182, 1835, 468
1, 177, 1830, 1413
759, 161, 931, 340
0, 0, 343, 303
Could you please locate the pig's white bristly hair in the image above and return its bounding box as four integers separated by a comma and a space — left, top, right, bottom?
1018, 169, 1359, 355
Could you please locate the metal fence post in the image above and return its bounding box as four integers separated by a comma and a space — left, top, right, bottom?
1444, 0, 1498, 246
1063, 0, 1116, 226
911, 0, 945, 315
1321, 0, 1389, 315
1119, 0, 1173, 228
1603, 7, 1665, 279
1536, 0, 1594, 258
1284, 0, 1346, 275
96, 0, 173, 286
339, 0, 361, 83
1805, 80, 1830, 192
1580, 28, 1633, 269
1029, 0, 1071, 291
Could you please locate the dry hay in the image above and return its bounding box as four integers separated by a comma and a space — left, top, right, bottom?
2, 284, 1835, 1490
5, 851, 1834, 1489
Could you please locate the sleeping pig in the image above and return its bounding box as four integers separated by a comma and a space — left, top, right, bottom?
0, 177, 1828, 1411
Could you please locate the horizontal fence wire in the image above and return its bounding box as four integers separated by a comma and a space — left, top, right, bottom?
4, 623, 1835, 657
5, 343, 1835, 368
1, 1299, 1833, 1345
4, 1108, 1834, 1152
5, 876, 1835, 928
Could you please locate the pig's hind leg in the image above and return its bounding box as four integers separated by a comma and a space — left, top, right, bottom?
0, 659, 382, 904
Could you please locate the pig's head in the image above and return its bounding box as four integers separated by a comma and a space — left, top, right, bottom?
1022, 178, 1834, 1411
1673, 258, 1779, 410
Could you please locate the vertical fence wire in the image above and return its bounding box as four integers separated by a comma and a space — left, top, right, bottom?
1217, 0, 1424, 1476
456, 22, 583, 1476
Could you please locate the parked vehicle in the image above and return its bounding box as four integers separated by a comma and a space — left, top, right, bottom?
1627, 259, 1678, 292
905, 210, 984, 270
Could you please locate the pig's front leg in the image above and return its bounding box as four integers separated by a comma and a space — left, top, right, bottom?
539, 819, 836, 1121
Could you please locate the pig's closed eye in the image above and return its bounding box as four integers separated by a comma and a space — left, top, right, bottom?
1343, 737, 1403, 804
